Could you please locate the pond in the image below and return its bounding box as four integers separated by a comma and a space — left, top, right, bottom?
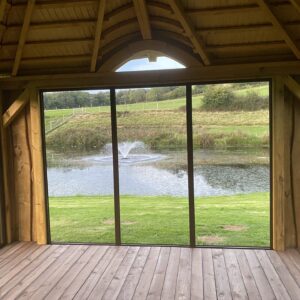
46, 144, 270, 197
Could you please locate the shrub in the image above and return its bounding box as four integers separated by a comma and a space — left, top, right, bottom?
202, 86, 235, 111
231, 92, 269, 111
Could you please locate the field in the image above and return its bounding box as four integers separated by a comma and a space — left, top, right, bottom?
44, 84, 270, 152
49, 192, 270, 247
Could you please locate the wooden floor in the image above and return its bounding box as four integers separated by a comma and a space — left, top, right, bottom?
0, 243, 300, 299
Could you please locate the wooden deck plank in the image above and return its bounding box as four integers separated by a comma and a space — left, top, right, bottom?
212, 249, 232, 300
45, 246, 102, 300
0, 242, 24, 256
0, 246, 59, 297
278, 251, 300, 286
175, 247, 192, 300
18, 245, 88, 300
133, 247, 161, 300
191, 248, 204, 300
0, 245, 49, 287
0, 243, 299, 300
1, 245, 68, 299
267, 251, 300, 300
244, 249, 276, 300
255, 250, 291, 299
161, 247, 181, 300
0, 242, 30, 266
235, 249, 261, 300
202, 248, 217, 300
59, 246, 109, 299
223, 249, 248, 300
0, 243, 38, 272
87, 246, 129, 299
147, 247, 171, 300
103, 247, 139, 300
71, 246, 121, 299
117, 247, 151, 300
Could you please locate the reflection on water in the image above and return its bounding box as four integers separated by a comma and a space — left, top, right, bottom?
47, 149, 270, 197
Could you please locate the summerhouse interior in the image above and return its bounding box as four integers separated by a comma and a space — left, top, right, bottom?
0, 0, 300, 299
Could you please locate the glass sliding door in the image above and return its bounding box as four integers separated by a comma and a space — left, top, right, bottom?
43, 89, 115, 243
116, 86, 189, 245
192, 82, 271, 247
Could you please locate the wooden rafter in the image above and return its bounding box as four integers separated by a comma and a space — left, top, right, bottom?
90, 0, 106, 72
256, 0, 300, 59
12, 0, 36, 76
2, 88, 30, 128
166, 0, 210, 65
285, 75, 300, 99
290, 0, 300, 15
133, 0, 152, 39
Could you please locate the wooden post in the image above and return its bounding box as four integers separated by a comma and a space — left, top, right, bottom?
272, 76, 286, 251
30, 88, 48, 244
0, 91, 12, 243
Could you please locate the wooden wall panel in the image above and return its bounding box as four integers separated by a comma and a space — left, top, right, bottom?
292, 95, 300, 248
283, 90, 297, 248
11, 108, 32, 241
0, 89, 47, 245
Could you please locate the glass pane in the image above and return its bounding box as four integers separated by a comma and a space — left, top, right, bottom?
116, 86, 189, 245
44, 89, 115, 243
192, 82, 270, 247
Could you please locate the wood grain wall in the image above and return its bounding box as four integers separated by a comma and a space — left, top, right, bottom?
0, 88, 47, 244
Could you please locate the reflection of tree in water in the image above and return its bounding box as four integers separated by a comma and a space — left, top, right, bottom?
196, 165, 270, 192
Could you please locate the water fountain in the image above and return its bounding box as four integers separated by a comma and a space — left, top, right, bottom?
84, 141, 165, 165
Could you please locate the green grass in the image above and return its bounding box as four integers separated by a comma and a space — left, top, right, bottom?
49, 192, 270, 247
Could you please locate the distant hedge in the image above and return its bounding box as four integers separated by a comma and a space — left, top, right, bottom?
201, 86, 269, 111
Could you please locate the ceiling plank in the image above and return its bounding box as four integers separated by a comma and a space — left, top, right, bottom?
90, 0, 106, 72
133, 0, 152, 39
167, 0, 210, 65
0, 0, 8, 23
290, 0, 300, 15
256, 0, 300, 59
12, 0, 36, 76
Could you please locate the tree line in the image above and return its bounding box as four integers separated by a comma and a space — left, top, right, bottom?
43, 82, 267, 110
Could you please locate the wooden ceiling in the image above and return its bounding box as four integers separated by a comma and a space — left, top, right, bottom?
0, 0, 300, 76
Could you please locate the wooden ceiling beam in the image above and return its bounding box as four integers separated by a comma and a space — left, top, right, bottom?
167, 0, 210, 65
284, 75, 300, 99
256, 0, 300, 59
12, 0, 36, 76
2, 88, 30, 128
133, 0, 152, 39
290, 0, 300, 15
90, 0, 106, 72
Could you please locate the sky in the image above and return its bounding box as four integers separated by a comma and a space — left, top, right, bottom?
116, 56, 185, 72
86, 56, 185, 94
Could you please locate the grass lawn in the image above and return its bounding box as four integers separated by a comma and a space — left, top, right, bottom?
49, 192, 270, 247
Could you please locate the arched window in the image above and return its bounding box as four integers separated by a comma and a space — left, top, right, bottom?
116, 56, 185, 72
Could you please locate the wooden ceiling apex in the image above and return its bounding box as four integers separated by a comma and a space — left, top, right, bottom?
90, 0, 106, 72
166, 0, 210, 65
256, 0, 300, 59
133, 0, 152, 40
12, 0, 36, 76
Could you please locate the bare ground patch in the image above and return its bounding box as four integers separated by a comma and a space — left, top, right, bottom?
102, 219, 114, 225
222, 225, 247, 232
122, 221, 137, 226
198, 235, 225, 244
